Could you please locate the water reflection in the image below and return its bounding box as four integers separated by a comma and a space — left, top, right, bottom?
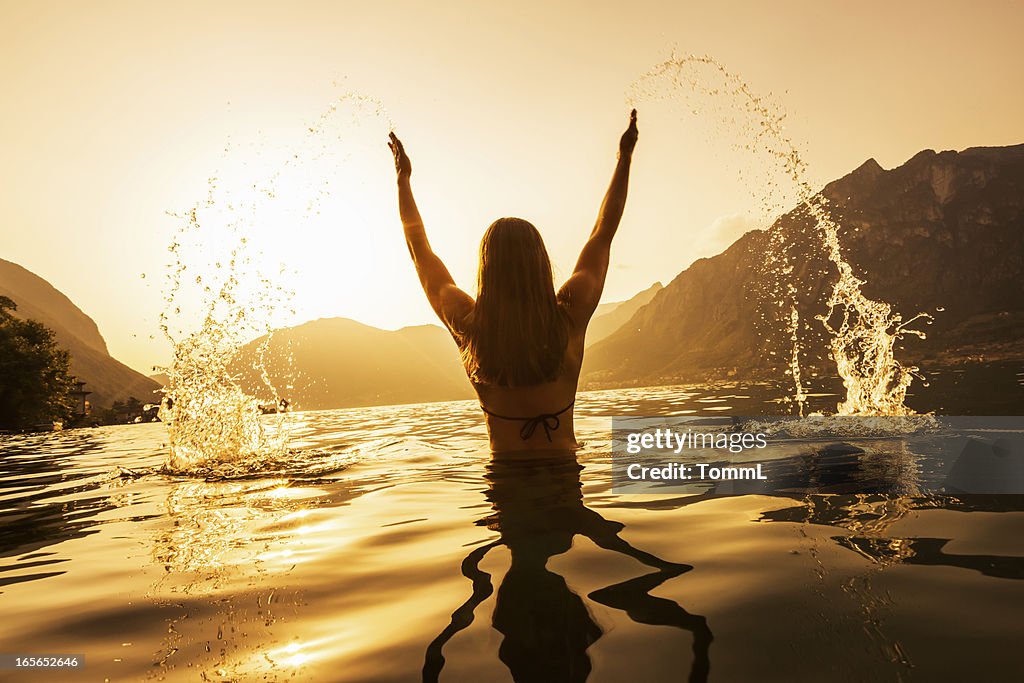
424, 451, 713, 682
762, 493, 1024, 579
2, 376, 1023, 681
0, 430, 158, 590
146, 474, 339, 679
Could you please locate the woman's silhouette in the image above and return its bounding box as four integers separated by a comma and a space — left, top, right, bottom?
421, 451, 713, 682
388, 110, 638, 452
388, 113, 710, 680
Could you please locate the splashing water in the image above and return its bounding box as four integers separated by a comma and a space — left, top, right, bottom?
157, 93, 395, 471
815, 197, 931, 415
158, 202, 294, 470
629, 55, 931, 415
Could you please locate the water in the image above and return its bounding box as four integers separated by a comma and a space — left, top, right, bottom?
156, 94, 394, 470
628, 55, 930, 416
2, 380, 1022, 682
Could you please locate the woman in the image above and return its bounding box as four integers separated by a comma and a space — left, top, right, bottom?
388, 110, 638, 452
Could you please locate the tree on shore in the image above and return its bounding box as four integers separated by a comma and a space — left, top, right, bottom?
0, 296, 75, 429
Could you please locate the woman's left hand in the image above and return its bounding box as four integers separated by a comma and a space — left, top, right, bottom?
619, 109, 638, 158
388, 132, 412, 180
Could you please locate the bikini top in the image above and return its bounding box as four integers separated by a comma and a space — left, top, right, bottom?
479, 400, 575, 442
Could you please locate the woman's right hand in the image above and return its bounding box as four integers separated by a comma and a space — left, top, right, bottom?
619, 109, 638, 158
388, 131, 412, 180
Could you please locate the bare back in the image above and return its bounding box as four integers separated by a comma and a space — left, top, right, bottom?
467, 302, 587, 452
388, 110, 638, 453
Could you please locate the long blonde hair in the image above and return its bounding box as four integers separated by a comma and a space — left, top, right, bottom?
461, 217, 569, 387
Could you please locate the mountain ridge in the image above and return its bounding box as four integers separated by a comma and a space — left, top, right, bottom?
0, 258, 160, 408
237, 316, 472, 410
586, 282, 663, 346
234, 285, 667, 409
582, 143, 1024, 387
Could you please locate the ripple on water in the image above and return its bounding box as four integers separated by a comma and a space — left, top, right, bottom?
1, 378, 1023, 681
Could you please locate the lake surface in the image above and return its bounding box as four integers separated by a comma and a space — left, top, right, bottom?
2, 375, 1023, 682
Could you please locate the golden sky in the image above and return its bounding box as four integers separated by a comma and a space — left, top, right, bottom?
2, 1, 1022, 373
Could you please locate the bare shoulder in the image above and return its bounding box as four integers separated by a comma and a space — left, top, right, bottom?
557, 294, 593, 346
557, 272, 600, 330
439, 284, 475, 334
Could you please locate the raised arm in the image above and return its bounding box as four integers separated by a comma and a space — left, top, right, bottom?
558, 110, 639, 327
389, 132, 473, 332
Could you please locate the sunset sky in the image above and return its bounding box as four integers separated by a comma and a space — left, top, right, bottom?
2, 1, 1022, 373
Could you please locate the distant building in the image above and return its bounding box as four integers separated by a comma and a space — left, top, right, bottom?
69, 379, 91, 417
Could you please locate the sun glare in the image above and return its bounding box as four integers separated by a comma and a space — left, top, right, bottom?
163, 99, 431, 343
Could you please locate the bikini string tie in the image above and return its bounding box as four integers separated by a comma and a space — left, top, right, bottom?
480, 400, 575, 442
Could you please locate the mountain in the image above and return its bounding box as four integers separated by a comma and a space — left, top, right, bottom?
586, 282, 663, 346
238, 317, 473, 410
0, 258, 160, 407
582, 145, 1024, 387
238, 281, 666, 410
237, 145, 1024, 407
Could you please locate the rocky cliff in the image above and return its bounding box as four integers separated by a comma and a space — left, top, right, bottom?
587, 282, 663, 346
583, 145, 1024, 387
0, 259, 160, 407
